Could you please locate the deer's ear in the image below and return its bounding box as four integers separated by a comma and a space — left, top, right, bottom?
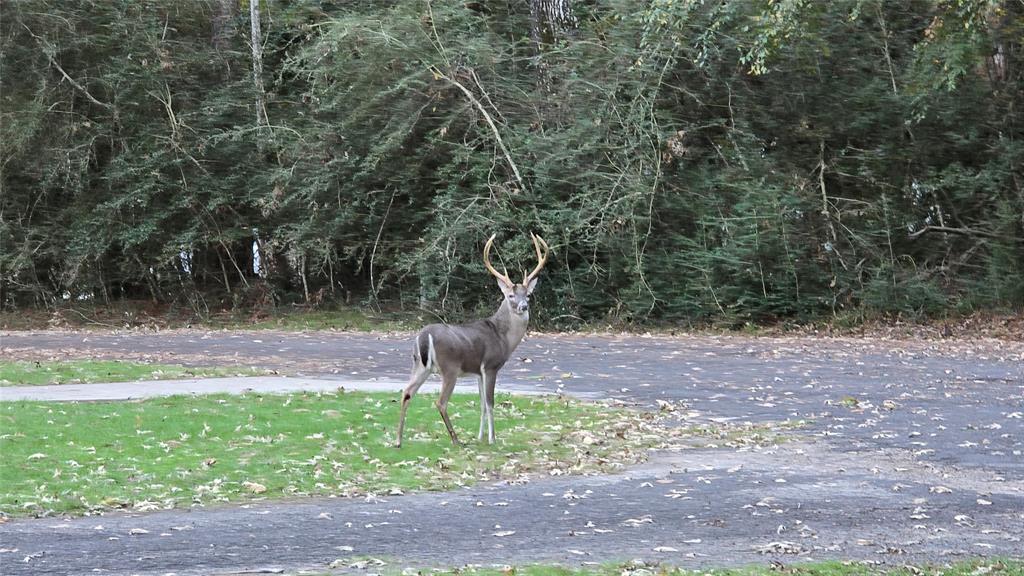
525, 276, 539, 294
496, 277, 515, 297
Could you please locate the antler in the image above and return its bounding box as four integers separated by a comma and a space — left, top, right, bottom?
523, 232, 550, 285
483, 234, 514, 287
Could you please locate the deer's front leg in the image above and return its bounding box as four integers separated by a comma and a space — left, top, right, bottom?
484, 369, 498, 444
436, 372, 461, 446
477, 373, 487, 441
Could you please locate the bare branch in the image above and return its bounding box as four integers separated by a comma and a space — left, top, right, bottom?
908, 225, 1020, 242
818, 139, 847, 270
369, 187, 398, 312
23, 23, 113, 110
430, 65, 526, 193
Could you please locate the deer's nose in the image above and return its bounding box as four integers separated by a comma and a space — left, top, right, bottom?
517, 301, 529, 313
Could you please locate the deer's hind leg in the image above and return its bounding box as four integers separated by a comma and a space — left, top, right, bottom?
395, 358, 431, 448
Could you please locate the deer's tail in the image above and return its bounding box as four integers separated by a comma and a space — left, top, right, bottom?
415, 332, 434, 370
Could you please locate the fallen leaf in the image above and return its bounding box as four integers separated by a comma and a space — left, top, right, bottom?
655, 400, 676, 412
755, 541, 803, 555
243, 481, 267, 494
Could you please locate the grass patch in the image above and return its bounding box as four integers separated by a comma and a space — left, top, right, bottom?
226, 308, 416, 332
0, 302, 419, 332
0, 391, 681, 518
369, 559, 1023, 576
0, 360, 269, 387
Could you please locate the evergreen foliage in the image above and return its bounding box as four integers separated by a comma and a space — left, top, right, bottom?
1, 0, 1021, 325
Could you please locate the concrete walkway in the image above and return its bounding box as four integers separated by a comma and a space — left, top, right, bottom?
0, 375, 562, 402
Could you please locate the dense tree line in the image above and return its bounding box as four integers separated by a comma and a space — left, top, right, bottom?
1, 0, 1021, 326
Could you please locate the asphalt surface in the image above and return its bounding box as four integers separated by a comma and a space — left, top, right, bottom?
1, 330, 1022, 575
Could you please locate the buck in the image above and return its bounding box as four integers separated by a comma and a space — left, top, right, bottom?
395, 233, 550, 447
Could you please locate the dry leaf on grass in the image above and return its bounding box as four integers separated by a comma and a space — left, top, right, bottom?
242, 481, 267, 494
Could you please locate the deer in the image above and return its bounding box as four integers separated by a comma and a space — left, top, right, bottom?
395, 232, 550, 447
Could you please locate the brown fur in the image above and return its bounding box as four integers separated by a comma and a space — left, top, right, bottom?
396, 283, 532, 447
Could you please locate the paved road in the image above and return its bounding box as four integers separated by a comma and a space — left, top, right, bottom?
1, 330, 1022, 575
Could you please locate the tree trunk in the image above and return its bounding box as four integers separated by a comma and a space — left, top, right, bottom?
529, 0, 577, 50
211, 0, 235, 50
250, 0, 268, 129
